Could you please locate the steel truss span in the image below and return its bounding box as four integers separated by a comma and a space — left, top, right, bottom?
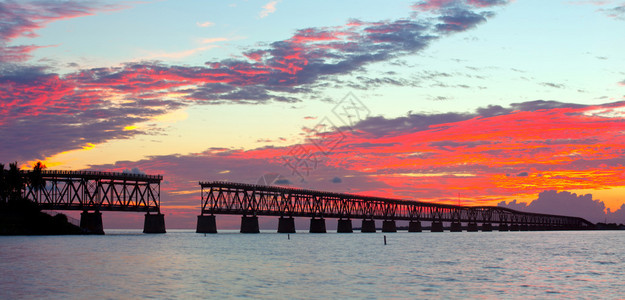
23, 170, 162, 212
199, 181, 593, 229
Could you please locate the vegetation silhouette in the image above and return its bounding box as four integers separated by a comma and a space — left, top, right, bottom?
0, 162, 82, 235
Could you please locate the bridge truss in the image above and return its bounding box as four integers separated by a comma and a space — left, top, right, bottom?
199, 181, 593, 229
23, 170, 162, 213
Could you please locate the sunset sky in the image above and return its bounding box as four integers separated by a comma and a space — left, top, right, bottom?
2, 0, 624, 228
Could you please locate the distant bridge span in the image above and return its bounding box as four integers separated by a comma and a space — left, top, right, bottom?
22, 170, 166, 234
197, 181, 594, 233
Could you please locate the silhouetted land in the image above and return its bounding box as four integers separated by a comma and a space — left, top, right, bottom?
1, 161, 82, 235
0, 199, 82, 235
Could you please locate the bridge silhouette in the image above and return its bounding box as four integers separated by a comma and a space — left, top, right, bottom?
22, 170, 165, 234
17, 170, 594, 234
196, 181, 594, 233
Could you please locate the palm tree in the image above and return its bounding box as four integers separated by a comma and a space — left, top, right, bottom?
7, 162, 24, 202
28, 161, 46, 202
0, 163, 6, 203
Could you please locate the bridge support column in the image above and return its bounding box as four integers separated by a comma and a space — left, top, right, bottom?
467, 222, 478, 232
361, 219, 376, 232
277, 217, 296, 233
431, 221, 444, 232
337, 219, 353, 233
80, 211, 104, 235
509, 223, 519, 231
241, 216, 260, 233
382, 220, 397, 232
309, 218, 326, 233
520, 224, 529, 231
497, 223, 509, 231
196, 215, 217, 233
143, 213, 166, 233
481, 223, 493, 232
408, 221, 422, 232
450, 222, 462, 232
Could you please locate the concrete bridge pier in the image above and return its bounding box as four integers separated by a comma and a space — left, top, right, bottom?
80, 211, 104, 234
467, 222, 479, 232
481, 223, 493, 232
196, 215, 217, 233
382, 220, 397, 232
278, 216, 296, 233
498, 223, 509, 231
520, 224, 530, 231
337, 219, 353, 233
509, 223, 519, 231
431, 221, 444, 232
309, 218, 326, 233
241, 216, 260, 233
143, 213, 166, 233
361, 219, 376, 232
450, 222, 462, 232
408, 221, 422, 232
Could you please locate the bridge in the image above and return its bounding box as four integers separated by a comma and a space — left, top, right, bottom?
196, 181, 593, 233
22, 170, 166, 234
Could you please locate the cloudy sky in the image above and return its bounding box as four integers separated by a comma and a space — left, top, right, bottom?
2, 0, 625, 228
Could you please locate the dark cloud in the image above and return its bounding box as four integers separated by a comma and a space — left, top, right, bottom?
436, 9, 489, 32
467, 0, 509, 7
351, 112, 474, 138
516, 171, 528, 177
350, 100, 596, 138
498, 190, 625, 223
122, 167, 146, 175
540, 82, 565, 89
509, 100, 587, 111
430, 140, 491, 150
601, 5, 625, 20
274, 179, 293, 185
331, 176, 342, 183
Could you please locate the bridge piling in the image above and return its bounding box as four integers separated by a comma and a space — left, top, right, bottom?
80, 211, 104, 234
337, 219, 353, 233
309, 218, 326, 233
143, 213, 166, 233
196, 215, 217, 233
361, 219, 376, 232
408, 221, 422, 232
467, 222, 478, 232
382, 220, 397, 232
277, 216, 296, 233
450, 222, 462, 232
481, 223, 493, 232
431, 221, 444, 232
241, 216, 260, 233
497, 223, 509, 231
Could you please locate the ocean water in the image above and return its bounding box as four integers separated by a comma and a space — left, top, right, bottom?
1, 230, 624, 299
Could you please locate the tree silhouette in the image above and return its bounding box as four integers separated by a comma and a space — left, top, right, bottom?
28, 161, 46, 201
0, 163, 6, 203
6, 162, 24, 203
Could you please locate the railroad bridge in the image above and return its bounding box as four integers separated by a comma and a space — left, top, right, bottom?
197, 181, 593, 233
22, 170, 165, 234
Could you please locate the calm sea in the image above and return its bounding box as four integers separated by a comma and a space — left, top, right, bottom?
1, 230, 623, 299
